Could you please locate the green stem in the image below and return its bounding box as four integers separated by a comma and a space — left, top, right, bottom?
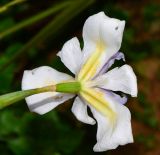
0, 1, 69, 38
0, 85, 55, 109
56, 82, 81, 93
0, 81, 81, 109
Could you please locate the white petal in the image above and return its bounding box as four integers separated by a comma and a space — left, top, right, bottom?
78, 12, 125, 81
97, 52, 125, 76
57, 37, 82, 75
71, 96, 96, 125
22, 66, 75, 114
89, 93, 133, 152
83, 12, 125, 56
101, 89, 128, 105
94, 65, 138, 97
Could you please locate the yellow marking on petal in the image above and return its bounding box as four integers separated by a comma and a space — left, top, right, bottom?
80, 87, 116, 123
44, 80, 55, 86
44, 78, 74, 86
78, 42, 105, 81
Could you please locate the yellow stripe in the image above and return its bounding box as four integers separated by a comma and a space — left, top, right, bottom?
78, 42, 105, 81
77, 41, 116, 129
80, 87, 116, 123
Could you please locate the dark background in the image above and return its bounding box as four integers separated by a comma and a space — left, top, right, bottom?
0, 0, 160, 154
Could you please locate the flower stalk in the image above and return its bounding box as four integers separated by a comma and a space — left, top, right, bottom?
0, 85, 55, 109
0, 82, 82, 109
56, 82, 81, 93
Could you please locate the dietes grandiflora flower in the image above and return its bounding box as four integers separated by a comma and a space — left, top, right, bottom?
22, 12, 137, 152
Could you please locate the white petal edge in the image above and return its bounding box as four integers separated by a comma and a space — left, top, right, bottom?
89, 92, 133, 152
71, 96, 96, 125
57, 37, 82, 75
97, 52, 125, 76
101, 89, 128, 105
22, 66, 75, 114
95, 64, 138, 97
82, 11, 125, 66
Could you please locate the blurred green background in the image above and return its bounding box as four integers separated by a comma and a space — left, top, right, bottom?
0, 0, 160, 154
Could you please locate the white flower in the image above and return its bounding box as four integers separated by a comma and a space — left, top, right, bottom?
22, 12, 137, 152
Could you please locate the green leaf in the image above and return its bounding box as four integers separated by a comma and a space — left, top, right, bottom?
8, 137, 31, 155
0, 0, 95, 72
0, 18, 15, 32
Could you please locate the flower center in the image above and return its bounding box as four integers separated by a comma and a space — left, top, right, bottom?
56, 80, 116, 125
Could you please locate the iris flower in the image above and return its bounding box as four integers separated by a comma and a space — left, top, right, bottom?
22, 12, 137, 152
